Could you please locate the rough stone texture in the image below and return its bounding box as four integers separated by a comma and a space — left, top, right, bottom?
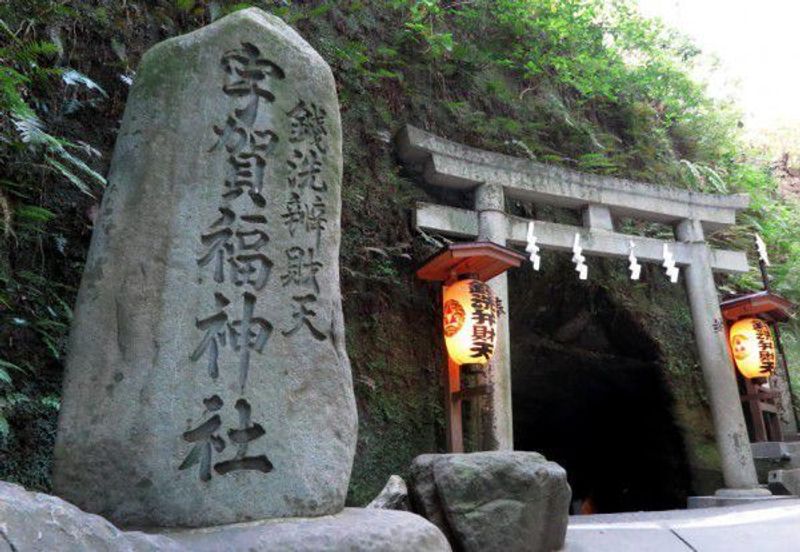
409, 454, 453, 539
397, 124, 749, 230
0, 481, 183, 552
414, 202, 750, 274
410, 452, 571, 552
769, 468, 800, 496
475, 183, 513, 451
164, 508, 451, 551
367, 475, 410, 510
675, 220, 762, 492
753, 441, 800, 484
52, 8, 357, 528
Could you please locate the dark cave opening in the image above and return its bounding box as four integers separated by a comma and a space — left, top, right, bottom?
509, 260, 693, 514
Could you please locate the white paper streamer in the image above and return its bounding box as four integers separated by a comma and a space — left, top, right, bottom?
755, 233, 771, 267
572, 233, 588, 280
628, 241, 641, 281
662, 243, 679, 283
525, 221, 541, 271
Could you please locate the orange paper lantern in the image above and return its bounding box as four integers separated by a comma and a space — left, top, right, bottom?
443, 279, 499, 365
729, 317, 777, 379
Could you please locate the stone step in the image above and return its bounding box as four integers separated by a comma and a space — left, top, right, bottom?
752, 442, 800, 485
768, 468, 800, 496
751, 441, 800, 462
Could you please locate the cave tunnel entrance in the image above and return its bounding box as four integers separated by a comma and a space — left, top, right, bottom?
508, 259, 692, 514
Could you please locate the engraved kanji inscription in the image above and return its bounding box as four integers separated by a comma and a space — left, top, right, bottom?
229, 292, 273, 392
191, 293, 231, 379
198, 208, 272, 289
281, 192, 327, 245
288, 100, 328, 152
280, 247, 321, 293
214, 398, 273, 475
179, 395, 226, 482
284, 294, 326, 341
287, 148, 326, 192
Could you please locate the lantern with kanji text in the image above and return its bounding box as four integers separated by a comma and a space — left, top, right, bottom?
729, 317, 777, 379
442, 278, 500, 366
417, 241, 525, 452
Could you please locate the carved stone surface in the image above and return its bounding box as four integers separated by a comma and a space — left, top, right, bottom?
52, 8, 357, 528
409, 452, 571, 552
0, 481, 182, 551
164, 508, 452, 552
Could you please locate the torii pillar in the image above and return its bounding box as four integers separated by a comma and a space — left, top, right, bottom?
475, 183, 514, 450
677, 220, 766, 494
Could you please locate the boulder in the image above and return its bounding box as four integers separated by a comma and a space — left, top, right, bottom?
164, 508, 451, 551
409, 454, 453, 538
367, 475, 410, 510
0, 481, 182, 552
52, 7, 357, 528
409, 451, 571, 552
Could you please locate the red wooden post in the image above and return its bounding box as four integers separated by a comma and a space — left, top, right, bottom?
446, 357, 464, 453
417, 241, 525, 454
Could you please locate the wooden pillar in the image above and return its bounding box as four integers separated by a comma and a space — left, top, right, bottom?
445, 357, 464, 453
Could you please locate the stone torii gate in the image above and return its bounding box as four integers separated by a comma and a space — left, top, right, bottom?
397, 124, 767, 495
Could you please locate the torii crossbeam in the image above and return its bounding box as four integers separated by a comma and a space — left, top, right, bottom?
398, 124, 768, 497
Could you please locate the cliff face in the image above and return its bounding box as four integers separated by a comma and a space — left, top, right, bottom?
1, 0, 784, 508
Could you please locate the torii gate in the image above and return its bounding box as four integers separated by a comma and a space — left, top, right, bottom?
398, 124, 768, 495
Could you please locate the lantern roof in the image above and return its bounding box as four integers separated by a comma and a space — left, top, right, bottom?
417, 241, 526, 284
720, 291, 796, 323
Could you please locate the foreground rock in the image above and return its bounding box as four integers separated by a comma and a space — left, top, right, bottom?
0, 481, 182, 552
53, 7, 357, 528
1, 482, 450, 552
409, 451, 571, 552
164, 508, 451, 551
367, 474, 410, 510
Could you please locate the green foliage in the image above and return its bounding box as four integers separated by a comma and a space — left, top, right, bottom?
0, 7, 105, 450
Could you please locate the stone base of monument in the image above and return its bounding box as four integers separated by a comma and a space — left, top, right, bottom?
0, 481, 450, 552
408, 451, 571, 552
161, 508, 450, 551
687, 487, 792, 509
0, 481, 183, 552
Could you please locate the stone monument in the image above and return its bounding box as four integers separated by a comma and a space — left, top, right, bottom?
53, 8, 357, 528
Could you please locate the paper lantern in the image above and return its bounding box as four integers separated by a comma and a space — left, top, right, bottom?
443, 279, 499, 365
729, 317, 777, 379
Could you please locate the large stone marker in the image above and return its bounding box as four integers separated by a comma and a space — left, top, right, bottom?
53, 8, 357, 528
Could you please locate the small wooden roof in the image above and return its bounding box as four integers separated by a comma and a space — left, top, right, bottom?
720, 291, 796, 323
417, 241, 526, 283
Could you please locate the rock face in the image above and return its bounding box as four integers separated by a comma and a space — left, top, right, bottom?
52, 8, 357, 528
409, 452, 571, 552
367, 475, 410, 510
165, 508, 452, 552
0, 481, 182, 552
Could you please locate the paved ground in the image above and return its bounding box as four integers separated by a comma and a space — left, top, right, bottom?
566, 499, 800, 551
